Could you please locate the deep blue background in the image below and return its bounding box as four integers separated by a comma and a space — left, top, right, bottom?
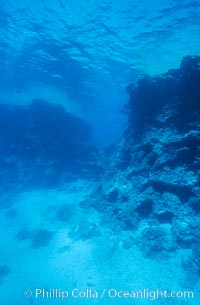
0, 0, 200, 146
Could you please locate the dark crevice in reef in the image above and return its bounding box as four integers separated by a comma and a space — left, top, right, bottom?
88, 56, 200, 283
143, 181, 193, 203
135, 199, 153, 218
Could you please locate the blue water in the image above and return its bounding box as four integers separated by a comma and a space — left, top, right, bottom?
1, 0, 200, 145
0, 1, 200, 305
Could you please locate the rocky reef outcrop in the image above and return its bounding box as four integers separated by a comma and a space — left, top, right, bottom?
87, 56, 200, 283
0, 99, 102, 189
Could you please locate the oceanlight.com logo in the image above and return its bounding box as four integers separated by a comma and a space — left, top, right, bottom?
108, 288, 194, 300
24, 288, 195, 301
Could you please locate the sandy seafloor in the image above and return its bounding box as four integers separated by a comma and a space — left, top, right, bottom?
0, 180, 199, 305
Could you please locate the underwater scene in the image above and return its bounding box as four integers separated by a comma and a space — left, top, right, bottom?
0, 0, 200, 304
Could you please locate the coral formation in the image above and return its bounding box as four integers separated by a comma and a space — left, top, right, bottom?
0, 99, 102, 189
90, 56, 200, 281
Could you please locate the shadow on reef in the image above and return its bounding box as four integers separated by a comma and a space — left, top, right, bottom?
83, 56, 200, 286
0, 99, 103, 190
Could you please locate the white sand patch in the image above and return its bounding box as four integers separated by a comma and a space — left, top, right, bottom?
0, 180, 199, 305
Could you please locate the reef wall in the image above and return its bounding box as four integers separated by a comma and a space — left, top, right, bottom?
0, 99, 101, 188
87, 56, 200, 284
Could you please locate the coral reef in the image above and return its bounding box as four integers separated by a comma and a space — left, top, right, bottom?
90, 56, 200, 281
0, 99, 103, 190
0, 55, 199, 292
